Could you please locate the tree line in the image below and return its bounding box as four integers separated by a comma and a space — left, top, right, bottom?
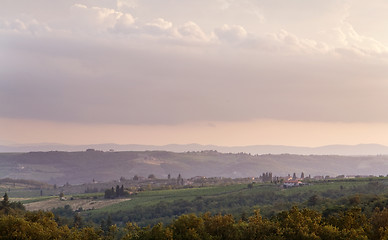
104, 185, 128, 199
4, 204, 388, 239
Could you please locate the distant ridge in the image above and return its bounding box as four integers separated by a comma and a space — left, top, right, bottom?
1, 149, 388, 185
1, 143, 388, 156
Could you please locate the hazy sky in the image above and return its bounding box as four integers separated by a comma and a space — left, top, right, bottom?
1, 0, 388, 147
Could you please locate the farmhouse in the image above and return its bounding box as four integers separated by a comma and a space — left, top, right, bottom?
283, 180, 302, 188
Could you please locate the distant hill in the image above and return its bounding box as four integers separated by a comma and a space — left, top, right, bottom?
2, 143, 388, 155
0, 150, 388, 185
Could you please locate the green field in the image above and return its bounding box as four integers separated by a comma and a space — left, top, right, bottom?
80, 177, 388, 226
90, 184, 251, 214
4, 177, 388, 239
4, 176, 388, 227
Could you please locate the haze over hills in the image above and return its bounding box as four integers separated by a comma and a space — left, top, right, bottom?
2, 143, 388, 156
1, 150, 388, 185
2, 143, 388, 185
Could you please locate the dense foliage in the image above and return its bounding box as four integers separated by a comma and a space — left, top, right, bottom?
104, 185, 127, 199
5, 205, 388, 239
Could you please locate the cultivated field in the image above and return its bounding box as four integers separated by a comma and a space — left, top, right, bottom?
24, 197, 131, 211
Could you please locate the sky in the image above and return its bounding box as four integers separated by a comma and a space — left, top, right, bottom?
1, 0, 388, 147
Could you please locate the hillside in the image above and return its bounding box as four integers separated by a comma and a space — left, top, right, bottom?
0, 150, 387, 185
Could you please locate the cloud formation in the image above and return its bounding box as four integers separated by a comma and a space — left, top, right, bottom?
70, 3, 135, 32
215, 24, 247, 43
1, 0, 388, 126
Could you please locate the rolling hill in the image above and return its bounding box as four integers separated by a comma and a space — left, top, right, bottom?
0, 150, 388, 185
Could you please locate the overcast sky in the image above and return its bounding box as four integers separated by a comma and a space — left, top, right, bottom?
1, 0, 388, 147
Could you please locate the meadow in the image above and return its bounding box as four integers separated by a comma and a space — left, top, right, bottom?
4, 176, 388, 227
84, 177, 388, 226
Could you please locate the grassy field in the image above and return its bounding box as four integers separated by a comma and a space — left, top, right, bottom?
24, 197, 130, 212
96, 179, 379, 211
81, 177, 388, 226
89, 184, 251, 214
5, 176, 388, 227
